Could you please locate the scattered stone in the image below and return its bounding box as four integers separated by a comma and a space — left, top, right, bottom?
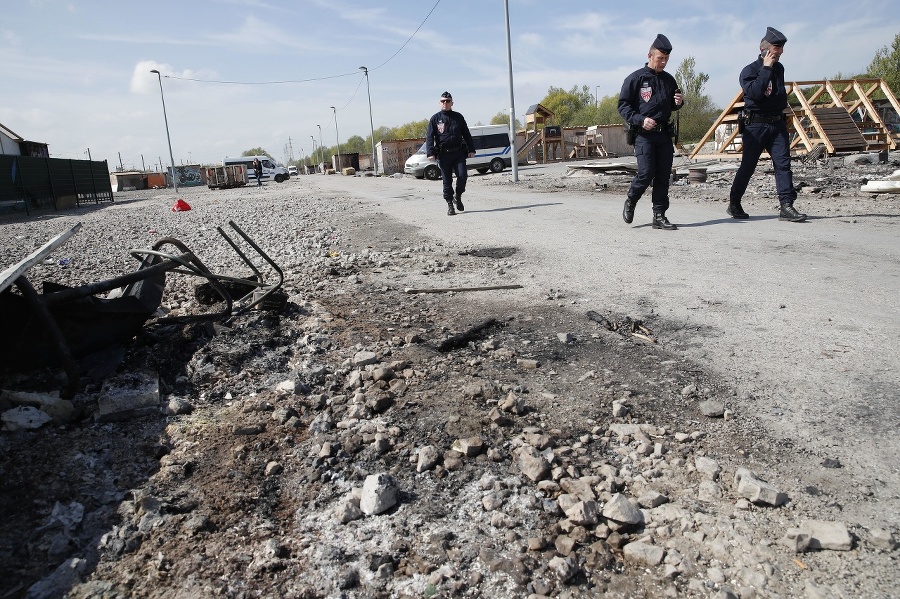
95, 370, 160, 422
792, 520, 853, 551
2, 405, 52, 431
869, 527, 899, 551
352, 351, 378, 367
602, 493, 643, 525
557, 332, 574, 343
694, 456, 721, 480
623, 541, 665, 567
638, 490, 668, 509
360, 473, 399, 515
264, 461, 283, 476
416, 445, 440, 472
516, 358, 540, 369
734, 467, 787, 506
517, 446, 551, 482
166, 397, 194, 416
452, 436, 485, 457
698, 400, 725, 418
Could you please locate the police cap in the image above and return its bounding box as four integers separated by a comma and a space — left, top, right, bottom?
440, 91, 453, 101
652, 34, 672, 54
763, 26, 787, 46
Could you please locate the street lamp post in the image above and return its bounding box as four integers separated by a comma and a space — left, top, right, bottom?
317, 125, 324, 174
359, 66, 378, 175
504, 0, 519, 182
595, 86, 600, 107
330, 106, 342, 172
310, 136, 316, 172
149, 69, 178, 192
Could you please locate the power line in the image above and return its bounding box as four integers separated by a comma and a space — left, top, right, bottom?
163, 0, 442, 86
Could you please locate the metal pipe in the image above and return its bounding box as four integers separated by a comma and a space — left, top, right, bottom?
360, 66, 378, 175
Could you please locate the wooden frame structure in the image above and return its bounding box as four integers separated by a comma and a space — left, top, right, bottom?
690, 78, 900, 160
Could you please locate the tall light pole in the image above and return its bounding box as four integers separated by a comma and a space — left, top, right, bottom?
359, 66, 378, 175
595, 85, 600, 107
317, 124, 324, 174
330, 106, 342, 172
310, 136, 316, 172
150, 69, 178, 192
504, 0, 519, 182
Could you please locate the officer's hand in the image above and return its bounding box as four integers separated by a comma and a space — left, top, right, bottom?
468, 152, 476, 158
428, 156, 436, 162
674, 92, 683, 106
643, 117, 657, 130
762, 52, 777, 68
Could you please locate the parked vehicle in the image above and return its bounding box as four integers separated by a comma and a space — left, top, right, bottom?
288, 165, 298, 177
222, 155, 290, 183
404, 124, 512, 180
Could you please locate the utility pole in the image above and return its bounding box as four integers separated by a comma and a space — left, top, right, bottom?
118, 152, 124, 171
141, 154, 146, 171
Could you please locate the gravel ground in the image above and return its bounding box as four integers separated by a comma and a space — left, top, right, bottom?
0, 153, 898, 598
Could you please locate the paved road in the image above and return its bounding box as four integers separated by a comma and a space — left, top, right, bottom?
299, 165, 900, 524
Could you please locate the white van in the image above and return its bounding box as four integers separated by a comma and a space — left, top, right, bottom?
405, 124, 512, 180
223, 155, 290, 183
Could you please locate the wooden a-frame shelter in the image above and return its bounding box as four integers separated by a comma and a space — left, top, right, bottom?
689, 78, 900, 160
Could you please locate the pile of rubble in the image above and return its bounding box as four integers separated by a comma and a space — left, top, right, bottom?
0, 171, 897, 598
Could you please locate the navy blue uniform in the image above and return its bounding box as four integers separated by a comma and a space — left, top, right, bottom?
426, 109, 475, 204
729, 57, 796, 207
618, 65, 682, 214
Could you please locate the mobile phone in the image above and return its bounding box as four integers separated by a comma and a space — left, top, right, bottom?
762, 49, 769, 58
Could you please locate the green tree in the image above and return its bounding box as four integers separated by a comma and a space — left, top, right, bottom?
242, 147, 270, 157
867, 32, 900, 95
539, 85, 595, 126
342, 135, 367, 153
489, 111, 522, 130
672, 56, 721, 143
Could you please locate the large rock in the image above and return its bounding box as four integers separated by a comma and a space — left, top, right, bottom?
602, 493, 643, 525
517, 446, 551, 482
360, 473, 399, 515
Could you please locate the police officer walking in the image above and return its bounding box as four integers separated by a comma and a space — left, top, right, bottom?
727, 27, 806, 222
426, 91, 476, 216
618, 34, 684, 230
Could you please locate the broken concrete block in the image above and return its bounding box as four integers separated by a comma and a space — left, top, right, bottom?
623, 541, 665, 567
96, 370, 160, 422
733, 467, 787, 506
1, 389, 75, 425
2, 405, 52, 431
799, 520, 853, 551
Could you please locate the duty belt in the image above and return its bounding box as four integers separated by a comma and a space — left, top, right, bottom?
746, 113, 784, 124
440, 145, 464, 153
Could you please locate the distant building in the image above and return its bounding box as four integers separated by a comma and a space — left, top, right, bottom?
0, 122, 49, 157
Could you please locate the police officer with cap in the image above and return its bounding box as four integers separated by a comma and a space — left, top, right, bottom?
727, 26, 807, 222
426, 92, 476, 216
618, 33, 684, 230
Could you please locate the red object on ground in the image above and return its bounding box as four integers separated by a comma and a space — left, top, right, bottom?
171, 199, 191, 212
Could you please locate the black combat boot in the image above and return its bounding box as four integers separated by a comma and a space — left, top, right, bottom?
727, 201, 749, 219
652, 213, 677, 230
447, 202, 456, 216
779, 204, 807, 222
454, 194, 465, 212
623, 197, 636, 223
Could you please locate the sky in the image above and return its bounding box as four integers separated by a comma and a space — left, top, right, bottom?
1, 0, 898, 170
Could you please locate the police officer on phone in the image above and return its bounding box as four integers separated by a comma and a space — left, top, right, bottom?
727, 26, 806, 222
426, 91, 476, 216
618, 33, 684, 230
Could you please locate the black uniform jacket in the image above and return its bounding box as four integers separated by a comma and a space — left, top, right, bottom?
739, 57, 788, 116
617, 65, 682, 128
426, 110, 475, 158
